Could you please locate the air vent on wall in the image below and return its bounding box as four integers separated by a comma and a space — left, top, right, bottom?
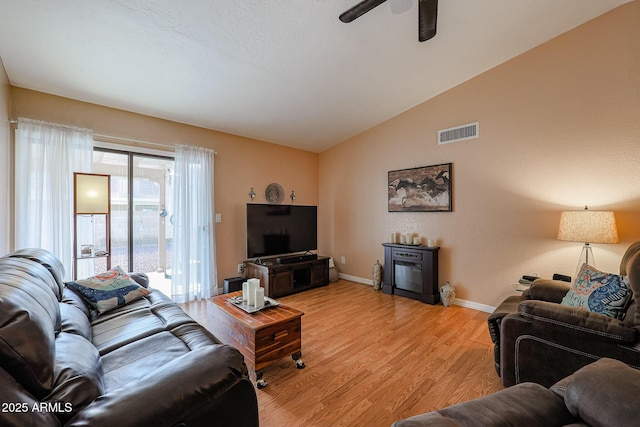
438, 122, 479, 145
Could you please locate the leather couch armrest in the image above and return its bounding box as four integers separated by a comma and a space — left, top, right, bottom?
518, 300, 637, 343
0, 366, 61, 427
564, 358, 640, 426
528, 279, 571, 303
128, 272, 149, 288
67, 345, 257, 427
393, 383, 576, 426
488, 295, 524, 344
392, 414, 463, 426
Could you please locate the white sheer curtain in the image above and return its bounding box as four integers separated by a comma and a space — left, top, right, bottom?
171, 144, 217, 302
14, 118, 93, 280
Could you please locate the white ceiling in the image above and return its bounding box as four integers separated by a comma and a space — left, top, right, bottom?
0, 0, 631, 152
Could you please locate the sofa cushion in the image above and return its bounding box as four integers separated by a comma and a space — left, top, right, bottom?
66, 266, 151, 314
0, 258, 59, 398
46, 332, 105, 423
60, 302, 92, 341
560, 264, 631, 319
101, 330, 205, 391
565, 358, 640, 427
5, 248, 66, 301
62, 286, 92, 318
91, 302, 203, 355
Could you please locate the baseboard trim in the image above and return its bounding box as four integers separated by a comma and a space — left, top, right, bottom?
338, 273, 373, 286
453, 298, 495, 313
337, 274, 496, 313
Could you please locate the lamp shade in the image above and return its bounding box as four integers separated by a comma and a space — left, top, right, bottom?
75, 173, 110, 214
557, 207, 619, 244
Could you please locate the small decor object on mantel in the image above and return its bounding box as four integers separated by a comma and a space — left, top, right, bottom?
372, 260, 383, 290
440, 281, 456, 307
265, 183, 284, 204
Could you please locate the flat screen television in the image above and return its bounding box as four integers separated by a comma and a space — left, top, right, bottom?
246, 203, 317, 259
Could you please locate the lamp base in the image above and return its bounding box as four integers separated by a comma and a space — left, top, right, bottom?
574, 243, 595, 279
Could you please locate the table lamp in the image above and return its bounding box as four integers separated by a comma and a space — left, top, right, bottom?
557, 206, 619, 278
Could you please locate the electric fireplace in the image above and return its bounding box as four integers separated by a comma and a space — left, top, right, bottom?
381, 243, 440, 304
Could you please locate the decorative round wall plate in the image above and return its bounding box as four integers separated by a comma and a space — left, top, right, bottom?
265, 183, 284, 204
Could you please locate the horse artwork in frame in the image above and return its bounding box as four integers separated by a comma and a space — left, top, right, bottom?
388, 163, 452, 212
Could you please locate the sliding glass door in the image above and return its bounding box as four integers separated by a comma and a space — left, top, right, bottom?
92, 149, 174, 277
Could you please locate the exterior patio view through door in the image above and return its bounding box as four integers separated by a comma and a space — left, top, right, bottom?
91, 149, 174, 295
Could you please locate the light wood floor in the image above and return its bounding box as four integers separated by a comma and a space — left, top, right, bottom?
181, 280, 504, 427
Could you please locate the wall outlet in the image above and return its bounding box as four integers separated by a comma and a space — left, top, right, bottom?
237, 263, 245, 274
215, 213, 222, 223
340, 256, 346, 264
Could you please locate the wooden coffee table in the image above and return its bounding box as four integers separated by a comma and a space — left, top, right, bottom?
206, 291, 305, 388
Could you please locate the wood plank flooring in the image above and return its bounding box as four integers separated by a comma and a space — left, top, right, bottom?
181, 280, 504, 427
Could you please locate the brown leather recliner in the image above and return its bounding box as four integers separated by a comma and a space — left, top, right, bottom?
488, 241, 640, 387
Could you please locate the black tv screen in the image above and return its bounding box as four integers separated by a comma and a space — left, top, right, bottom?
246, 203, 317, 259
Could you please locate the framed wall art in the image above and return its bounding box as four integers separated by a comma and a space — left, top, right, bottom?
388, 163, 452, 212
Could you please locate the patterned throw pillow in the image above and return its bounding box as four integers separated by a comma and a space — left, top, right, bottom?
560, 264, 631, 319
66, 266, 151, 314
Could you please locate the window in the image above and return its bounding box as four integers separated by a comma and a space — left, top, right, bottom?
92, 148, 174, 283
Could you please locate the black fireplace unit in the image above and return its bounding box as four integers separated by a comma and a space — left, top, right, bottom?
381, 243, 440, 304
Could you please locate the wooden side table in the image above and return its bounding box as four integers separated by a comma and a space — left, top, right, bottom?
206, 291, 305, 388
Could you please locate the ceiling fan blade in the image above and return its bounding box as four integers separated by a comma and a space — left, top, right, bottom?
418, 0, 438, 42
339, 0, 388, 23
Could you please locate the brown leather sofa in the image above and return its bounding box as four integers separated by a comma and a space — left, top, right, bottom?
488, 241, 640, 387
392, 358, 640, 427
0, 249, 258, 427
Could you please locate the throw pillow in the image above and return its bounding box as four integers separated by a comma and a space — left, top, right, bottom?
560, 264, 631, 319
66, 266, 151, 314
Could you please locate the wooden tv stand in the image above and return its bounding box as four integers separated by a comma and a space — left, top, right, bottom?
245, 255, 330, 298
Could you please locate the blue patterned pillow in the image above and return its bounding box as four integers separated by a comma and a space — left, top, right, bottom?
66, 266, 151, 314
560, 264, 631, 319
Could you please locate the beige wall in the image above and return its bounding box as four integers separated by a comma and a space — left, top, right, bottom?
0, 58, 10, 254
9, 88, 319, 285
319, 1, 640, 308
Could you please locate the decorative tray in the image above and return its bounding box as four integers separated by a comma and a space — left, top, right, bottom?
226, 295, 280, 314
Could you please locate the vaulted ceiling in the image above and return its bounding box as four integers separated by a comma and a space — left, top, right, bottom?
0, 0, 631, 152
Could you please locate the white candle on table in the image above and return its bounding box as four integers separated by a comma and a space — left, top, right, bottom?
255, 287, 265, 309
247, 281, 257, 305
242, 282, 248, 302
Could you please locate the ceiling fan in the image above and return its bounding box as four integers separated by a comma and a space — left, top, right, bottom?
339, 0, 438, 42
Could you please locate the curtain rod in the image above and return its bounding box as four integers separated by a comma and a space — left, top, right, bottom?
10, 119, 216, 155
93, 133, 217, 155
93, 132, 175, 150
